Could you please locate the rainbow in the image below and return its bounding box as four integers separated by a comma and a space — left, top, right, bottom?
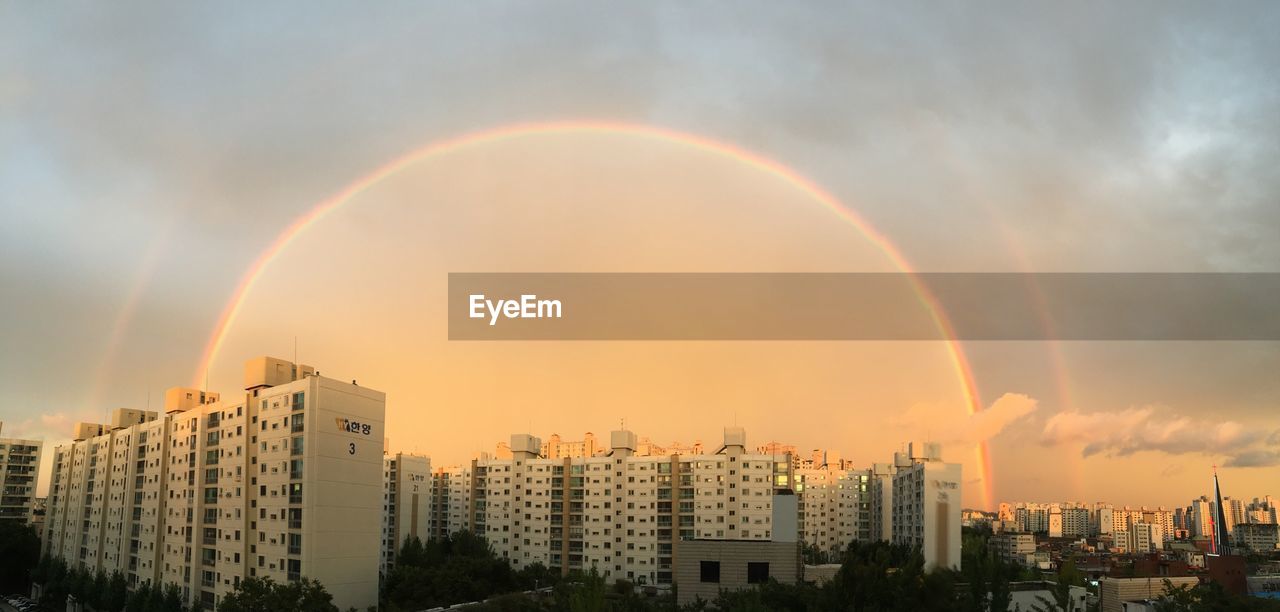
192, 120, 995, 508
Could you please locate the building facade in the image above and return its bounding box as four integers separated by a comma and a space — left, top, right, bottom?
42, 357, 386, 611
381, 453, 431, 576
0, 422, 43, 524
794, 464, 866, 558
889, 442, 961, 570
427, 428, 795, 589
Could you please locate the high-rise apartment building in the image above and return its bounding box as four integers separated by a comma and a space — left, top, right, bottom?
426, 428, 794, 589
864, 463, 894, 542
889, 442, 961, 570
0, 421, 44, 524
794, 463, 866, 558
1127, 522, 1162, 553
1246, 497, 1278, 525
1222, 497, 1245, 533
1061, 506, 1090, 538
1190, 496, 1213, 537
42, 357, 385, 611
428, 464, 472, 541
381, 453, 431, 577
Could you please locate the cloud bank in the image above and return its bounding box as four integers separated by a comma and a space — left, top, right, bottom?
1041, 405, 1279, 467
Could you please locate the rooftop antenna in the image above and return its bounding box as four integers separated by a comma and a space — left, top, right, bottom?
293, 336, 298, 365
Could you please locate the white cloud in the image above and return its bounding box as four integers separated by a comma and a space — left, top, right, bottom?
896, 392, 1039, 445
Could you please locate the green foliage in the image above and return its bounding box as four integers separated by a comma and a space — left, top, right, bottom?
218, 576, 339, 612
382, 531, 524, 611
1152, 578, 1280, 612
218, 576, 340, 609
0, 521, 40, 592
1031, 556, 1084, 612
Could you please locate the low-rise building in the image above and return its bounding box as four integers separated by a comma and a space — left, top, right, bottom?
1233, 523, 1279, 552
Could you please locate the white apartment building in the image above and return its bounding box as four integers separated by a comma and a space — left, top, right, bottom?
431, 427, 794, 589
1246, 497, 1278, 525
0, 422, 44, 524
429, 464, 472, 541
1127, 522, 1163, 553
865, 462, 894, 542
794, 464, 866, 558
42, 357, 386, 611
1190, 497, 1213, 537
381, 453, 431, 576
889, 442, 961, 570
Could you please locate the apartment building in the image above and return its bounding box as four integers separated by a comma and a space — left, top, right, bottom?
889, 442, 961, 570
989, 532, 1036, 566
794, 464, 865, 558
1127, 522, 1163, 553
1190, 497, 1213, 537
434, 427, 794, 589
0, 421, 44, 524
381, 452, 431, 575
865, 463, 894, 542
42, 357, 385, 611
1233, 523, 1279, 552
429, 464, 472, 541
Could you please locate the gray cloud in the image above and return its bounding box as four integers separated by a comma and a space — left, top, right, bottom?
3, 2, 1280, 501
1224, 451, 1280, 468
1042, 405, 1276, 467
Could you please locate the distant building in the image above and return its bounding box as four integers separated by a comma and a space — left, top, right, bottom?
1127, 522, 1163, 553
432, 427, 796, 589
0, 422, 43, 524
381, 453, 431, 576
1233, 523, 1279, 552
428, 464, 471, 541
1190, 497, 1213, 537
990, 532, 1036, 566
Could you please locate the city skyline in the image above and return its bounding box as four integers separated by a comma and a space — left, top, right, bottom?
5, 3, 1280, 512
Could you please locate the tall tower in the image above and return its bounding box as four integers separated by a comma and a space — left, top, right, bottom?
1212, 467, 1231, 556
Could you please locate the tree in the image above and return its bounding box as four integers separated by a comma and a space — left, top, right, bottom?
381, 530, 520, 611
0, 521, 40, 593
219, 576, 339, 612
104, 571, 131, 612
1032, 556, 1084, 612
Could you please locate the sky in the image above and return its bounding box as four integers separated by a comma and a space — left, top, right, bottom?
2, 2, 1279, 510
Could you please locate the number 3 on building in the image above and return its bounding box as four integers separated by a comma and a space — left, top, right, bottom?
348, 442, 356, 455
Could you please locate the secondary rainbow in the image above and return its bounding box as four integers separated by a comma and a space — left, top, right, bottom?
192, 120, 996, 509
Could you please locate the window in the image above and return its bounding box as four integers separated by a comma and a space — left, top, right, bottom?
699, 561, 720, 583
747, 562, 769, 584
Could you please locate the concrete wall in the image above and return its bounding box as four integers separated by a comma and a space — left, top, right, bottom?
674, 539, 798, 606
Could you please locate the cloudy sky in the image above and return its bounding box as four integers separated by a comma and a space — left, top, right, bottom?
2, 2, 1278, 509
